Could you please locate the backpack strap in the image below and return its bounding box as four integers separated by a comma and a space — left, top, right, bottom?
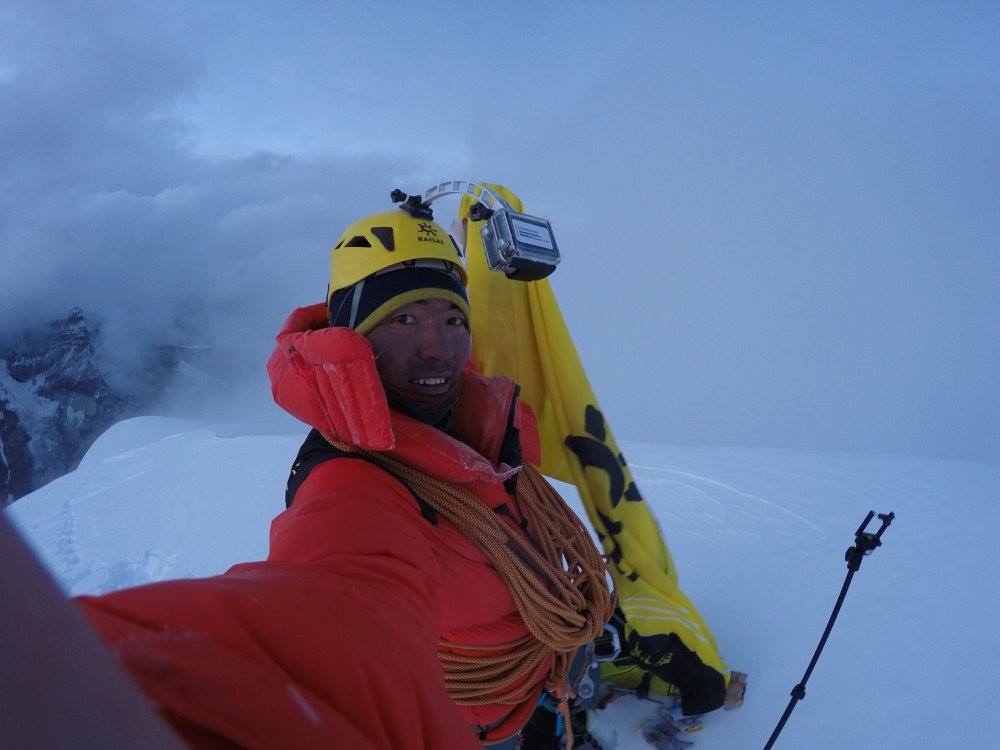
284, 429, 437, 525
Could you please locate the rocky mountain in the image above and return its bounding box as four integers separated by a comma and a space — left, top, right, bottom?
0, 309, 182, 506
0, 398, 32, 501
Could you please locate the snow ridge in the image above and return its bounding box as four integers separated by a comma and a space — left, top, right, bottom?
5, 419, 999, 749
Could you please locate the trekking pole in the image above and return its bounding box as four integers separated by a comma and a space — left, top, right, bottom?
763, 510, 894, 750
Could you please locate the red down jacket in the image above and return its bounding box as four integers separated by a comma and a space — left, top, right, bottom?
77, 303, 545, 749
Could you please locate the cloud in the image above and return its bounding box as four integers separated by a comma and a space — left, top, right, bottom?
0, 3, 436, 430
1, 2, 997, 459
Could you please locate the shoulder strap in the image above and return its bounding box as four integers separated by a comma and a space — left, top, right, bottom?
496, 384, 524, 495
285, 429, 437, 525
285, 429, 349, 508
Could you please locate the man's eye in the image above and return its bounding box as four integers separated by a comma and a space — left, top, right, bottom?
447, 315, 467, 327
393, 314, 416, 324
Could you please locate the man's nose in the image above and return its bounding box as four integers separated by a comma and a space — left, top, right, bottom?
415, 323, 453, 360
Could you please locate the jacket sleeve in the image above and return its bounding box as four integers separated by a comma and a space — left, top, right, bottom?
76, 459, 477, 750
267, 457, 445, 640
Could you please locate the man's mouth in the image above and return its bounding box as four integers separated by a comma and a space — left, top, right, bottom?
406, 375, 453, 394
411, 377, 448, 386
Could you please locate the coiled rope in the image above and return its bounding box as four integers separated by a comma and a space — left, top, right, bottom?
326, 437, 615, 746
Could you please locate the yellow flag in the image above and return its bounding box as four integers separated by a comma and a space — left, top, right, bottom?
458, 185, 729, 709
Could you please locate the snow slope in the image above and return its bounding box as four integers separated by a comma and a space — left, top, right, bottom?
6, 417, 999, 749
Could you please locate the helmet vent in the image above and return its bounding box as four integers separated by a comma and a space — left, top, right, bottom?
370, 226, 395, 251
343, 235, 372, 248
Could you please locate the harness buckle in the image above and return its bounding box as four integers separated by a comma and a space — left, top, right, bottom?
593, 623, 622, 662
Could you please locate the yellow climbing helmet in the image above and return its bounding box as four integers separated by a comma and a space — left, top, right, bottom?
328, 209, 467, 297
326, 208, 470, 333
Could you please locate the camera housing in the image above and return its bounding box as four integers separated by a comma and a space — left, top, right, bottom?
394, 181, 562, 282
480, 207, 560, 281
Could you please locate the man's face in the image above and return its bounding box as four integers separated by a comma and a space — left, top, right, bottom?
365, 297, 472, 409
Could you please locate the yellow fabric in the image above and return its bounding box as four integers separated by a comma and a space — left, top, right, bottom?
458, 184, 728, 690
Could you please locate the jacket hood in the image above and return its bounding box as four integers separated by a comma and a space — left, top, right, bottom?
267, 304, 540, 486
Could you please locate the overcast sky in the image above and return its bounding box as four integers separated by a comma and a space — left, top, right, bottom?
1, 1, 997, 462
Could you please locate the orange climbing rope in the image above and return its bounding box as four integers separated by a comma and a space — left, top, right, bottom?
327, 437, 615, 745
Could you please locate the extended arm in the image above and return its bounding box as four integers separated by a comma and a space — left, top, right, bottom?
72, 460, 476, 749
0, 512, 184, 749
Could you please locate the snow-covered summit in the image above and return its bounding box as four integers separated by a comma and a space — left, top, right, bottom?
5, 417, 998, 748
